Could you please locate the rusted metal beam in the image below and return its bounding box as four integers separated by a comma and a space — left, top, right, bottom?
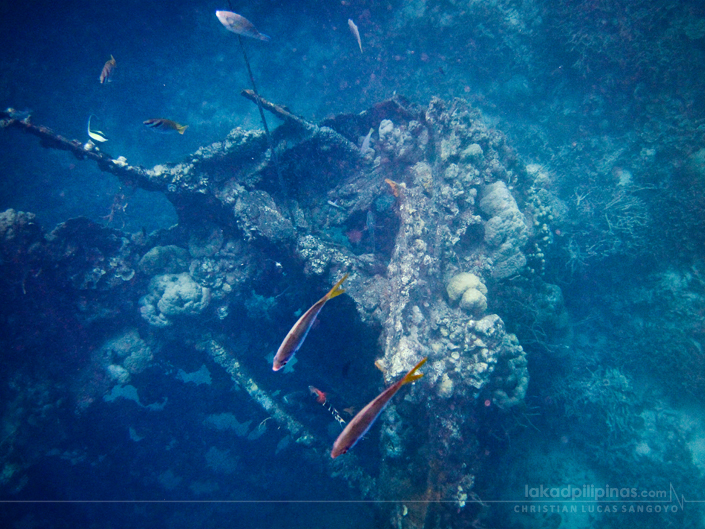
1, 113, 158, 191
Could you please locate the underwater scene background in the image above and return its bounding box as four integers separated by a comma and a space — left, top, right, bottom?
2, 0, 705, 528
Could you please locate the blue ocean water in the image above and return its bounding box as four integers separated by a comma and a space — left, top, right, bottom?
2, 1, 705, 528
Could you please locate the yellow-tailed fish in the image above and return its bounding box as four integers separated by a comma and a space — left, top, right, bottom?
331, 357, 427, 458
87, 115, 108, 143
348, 19, 362, 53
216, 11, 271, 42
273, 273, 349, 371
99, 55, 116, 84
143, 118, 188, 134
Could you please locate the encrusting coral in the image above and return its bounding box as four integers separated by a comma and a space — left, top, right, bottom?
0, 94, 557, 527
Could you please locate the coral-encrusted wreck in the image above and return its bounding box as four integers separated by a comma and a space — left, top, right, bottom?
1, 95, 551, 527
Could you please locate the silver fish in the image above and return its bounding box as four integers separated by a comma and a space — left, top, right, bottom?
87, 115, 108, 143
348, 19, 362, 53
216, 11, 271, 42
360, 127, 373, 154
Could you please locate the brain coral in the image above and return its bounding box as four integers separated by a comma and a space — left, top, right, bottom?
139, 273, 211, 327
479, 182, 529, 279
446, 272, 488, 316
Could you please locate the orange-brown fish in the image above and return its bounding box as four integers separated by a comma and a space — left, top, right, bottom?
348, 19, 362, 53
143, 118, 188, 134
216, 10, 271, 41
331, 357, 427, 458
273, 273, 349, 371
99, 55, 116, 84
309, 385, 327, 404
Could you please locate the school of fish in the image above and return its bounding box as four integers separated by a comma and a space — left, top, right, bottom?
274, 273, 426, 458
90, 11, 415, 459
89, 11, 368, 151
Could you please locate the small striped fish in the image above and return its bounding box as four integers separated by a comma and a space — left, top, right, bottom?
143, 118, 188, 134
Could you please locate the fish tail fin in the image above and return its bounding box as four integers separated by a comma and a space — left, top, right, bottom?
400, 357, 427, 386
259, 33, 271, 42
177, 125, 188, 135
326, 272, 349, 300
